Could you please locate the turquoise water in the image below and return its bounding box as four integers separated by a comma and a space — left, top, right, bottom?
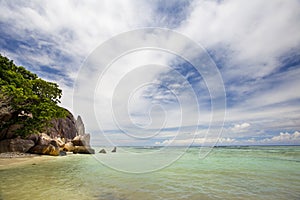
0, 146, 299, 200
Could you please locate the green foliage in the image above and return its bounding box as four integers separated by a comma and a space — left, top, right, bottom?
0, 54, 67, 136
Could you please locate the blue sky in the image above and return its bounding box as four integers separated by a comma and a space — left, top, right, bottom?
0, 0, 300, 146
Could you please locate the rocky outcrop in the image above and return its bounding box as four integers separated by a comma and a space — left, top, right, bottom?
55, 137, 65, 147
111, 147, 117, 153
0, 124, 24, 140
0, 138, 35, 153
71, 133, 95, 154
26, 133, 39, 144
99, 149, 106, 154
46, 109, 78, 140
0, 111, 13, 127
63, 142, 75, 152
73, 146, 95, 154
71, 134, 90, 146
0, 109, 96, 156
0, 96, 15, 140
75, 115, 85, 136
27, 133, 61, 156
37, 133, 52, 145
29, 144, 60, 156
1, 108, 78, 141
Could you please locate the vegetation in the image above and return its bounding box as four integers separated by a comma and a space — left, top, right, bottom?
0, 54, 67, 136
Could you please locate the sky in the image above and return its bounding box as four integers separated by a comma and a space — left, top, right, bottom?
0, 0, 300, 146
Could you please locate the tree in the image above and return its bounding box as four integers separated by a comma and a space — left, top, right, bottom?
0, 54, 67, 137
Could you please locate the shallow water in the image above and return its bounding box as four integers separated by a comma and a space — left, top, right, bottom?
0, 146, 299, 200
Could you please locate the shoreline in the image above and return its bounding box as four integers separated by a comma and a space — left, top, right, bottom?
0, 152, 38, 158
0, 152, 54, 170
0, 150, 94, 170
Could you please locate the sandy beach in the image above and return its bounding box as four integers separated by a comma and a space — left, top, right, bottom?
0, 153, 54, 170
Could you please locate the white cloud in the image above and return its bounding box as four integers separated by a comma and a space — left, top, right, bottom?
219, 137, 237, 144
0, 0, 155, 79
0, 1, 167, 133
179, 0, 300, 79
1, 0, 300, 145
232, 123, 250, 131
176, 0, 300, 143
155, 139, 171, 145
262, 131, 300, 144
222, 131, 300, 145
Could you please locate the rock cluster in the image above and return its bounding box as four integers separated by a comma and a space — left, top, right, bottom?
0, 112, 95, 156
98, 147, 117, 154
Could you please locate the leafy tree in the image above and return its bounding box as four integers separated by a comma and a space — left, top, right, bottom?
0, 54, 67, 137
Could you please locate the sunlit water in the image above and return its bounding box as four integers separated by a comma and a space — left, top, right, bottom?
0, 146, 299, 200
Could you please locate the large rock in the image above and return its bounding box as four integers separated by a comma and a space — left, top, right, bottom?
59, 151, 67, 156
0, 108, 80, 143
73, 146, 95, 154
49, 140, 59, 148
55, 137, 65, 147
46, 109, 78, 140
0, 124, 24, 140
26, 134, 39, 144
0, 138, 35, 153
71, 134, 90, 146
75, 115, 85, 136
63, 142, 75, 152
0, 112, 13, 126
0, 128, 7, 141
99, 149, 106, 154
0, 97, 14, 140
29, 144, 60, 156
111, 147, 117, 153
28, 133, 64, 147
37, 133, 52, 145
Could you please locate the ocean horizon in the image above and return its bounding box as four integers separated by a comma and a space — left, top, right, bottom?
1, 145, 299, 200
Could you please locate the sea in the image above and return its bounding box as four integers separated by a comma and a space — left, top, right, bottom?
0, 146, 299, 200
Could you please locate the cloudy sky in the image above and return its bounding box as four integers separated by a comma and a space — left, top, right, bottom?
1, 0, 300, 146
